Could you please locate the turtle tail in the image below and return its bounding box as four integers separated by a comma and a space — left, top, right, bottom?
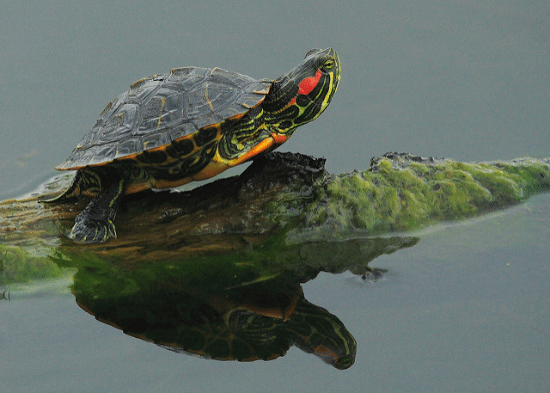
40, 170, 84, 203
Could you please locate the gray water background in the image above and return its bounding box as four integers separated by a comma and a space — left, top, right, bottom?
1, 1, 549, 392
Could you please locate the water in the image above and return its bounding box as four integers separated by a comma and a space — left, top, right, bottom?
1, 1, 549, 391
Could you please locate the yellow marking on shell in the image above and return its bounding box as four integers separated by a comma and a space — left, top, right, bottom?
157, 97, 166, 129
204, 82, 214, 110
82, 105, 270, 194
130, 76, 151, 90
141, 136, 277, 188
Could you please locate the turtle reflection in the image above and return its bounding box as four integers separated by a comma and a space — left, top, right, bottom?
69, 236, 418, 369
76, 278, 356, 369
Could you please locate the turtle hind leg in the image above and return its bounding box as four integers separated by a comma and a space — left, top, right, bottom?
69, 173, 125, 244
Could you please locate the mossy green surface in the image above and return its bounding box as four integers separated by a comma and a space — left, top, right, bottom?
300, 155, 549, 239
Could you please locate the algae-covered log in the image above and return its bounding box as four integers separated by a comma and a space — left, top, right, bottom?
1, 152, 549, 283
294, 153, 550, 241
1, 152, 549, 248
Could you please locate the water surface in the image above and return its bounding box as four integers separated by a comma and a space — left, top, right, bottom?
1, 1, 549, 391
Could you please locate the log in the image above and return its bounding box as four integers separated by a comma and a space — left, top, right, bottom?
1, 152, 548, 284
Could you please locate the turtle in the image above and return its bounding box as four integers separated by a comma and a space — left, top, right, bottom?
45, 48, 341, 243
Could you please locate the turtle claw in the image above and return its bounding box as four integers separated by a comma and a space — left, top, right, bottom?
68, 215, 117, 243
64, 172, 124, 244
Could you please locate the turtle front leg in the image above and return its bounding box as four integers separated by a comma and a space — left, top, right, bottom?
69, 173, 125, 243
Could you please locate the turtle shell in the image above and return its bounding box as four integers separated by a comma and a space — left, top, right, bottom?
57, 67, 273, 170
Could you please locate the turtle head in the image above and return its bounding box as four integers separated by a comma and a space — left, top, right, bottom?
264, 48, 341, 136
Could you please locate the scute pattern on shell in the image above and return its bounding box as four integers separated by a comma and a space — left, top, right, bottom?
57, 67, 272, 170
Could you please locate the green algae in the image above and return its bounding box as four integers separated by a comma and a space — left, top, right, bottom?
299, 154, 549, 240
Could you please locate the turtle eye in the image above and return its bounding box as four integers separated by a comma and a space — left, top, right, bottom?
323, 58, 335, 70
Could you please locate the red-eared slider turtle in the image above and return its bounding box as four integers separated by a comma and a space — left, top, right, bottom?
46, 48, 341, 243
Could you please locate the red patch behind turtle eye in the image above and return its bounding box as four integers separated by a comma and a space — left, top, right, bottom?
298, 69, 322, 95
